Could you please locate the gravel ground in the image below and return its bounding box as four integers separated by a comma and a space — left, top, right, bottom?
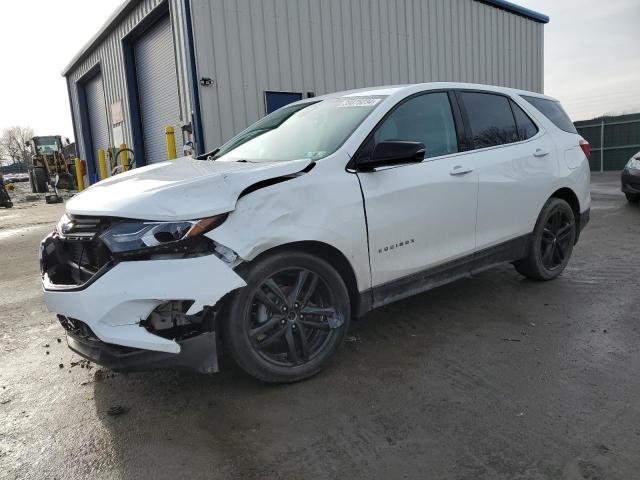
0, 173, 638, 479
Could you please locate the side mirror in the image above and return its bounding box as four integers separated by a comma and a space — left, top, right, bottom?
357, 141, 425, 171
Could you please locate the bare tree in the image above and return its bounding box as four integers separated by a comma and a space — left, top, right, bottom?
0, 126, 35, 166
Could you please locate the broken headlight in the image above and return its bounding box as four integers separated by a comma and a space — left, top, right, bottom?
100, 215, 226, 254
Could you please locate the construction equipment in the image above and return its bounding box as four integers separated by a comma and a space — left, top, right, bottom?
27, 136, 75, 193
0, 174, 13, 208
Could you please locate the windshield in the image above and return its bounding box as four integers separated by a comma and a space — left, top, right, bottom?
35, 137, 62, 155
215, 96, 386, 162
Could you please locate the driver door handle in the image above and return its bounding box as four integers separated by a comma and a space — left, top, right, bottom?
450, 165, 473, 176
533, 148, 550, 157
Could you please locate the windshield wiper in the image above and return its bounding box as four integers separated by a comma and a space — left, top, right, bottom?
195, 148, 219, 160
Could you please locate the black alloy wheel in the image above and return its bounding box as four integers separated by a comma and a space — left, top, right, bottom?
222, 250, 350, 383
540, 209, 574, 271
514, 197, 576, 281
247, 268, 341, 367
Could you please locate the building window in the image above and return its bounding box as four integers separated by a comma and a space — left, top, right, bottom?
264, 91, 303, 114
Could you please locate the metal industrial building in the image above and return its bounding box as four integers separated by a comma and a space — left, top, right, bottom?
62, 0, 549, 180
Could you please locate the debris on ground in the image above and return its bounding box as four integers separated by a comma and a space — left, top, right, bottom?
1, 399, 11, 405
93, 369, 117, 382
56, 338, 61, 343
345, 336, 362, 343
58, 363, 64, 369
107, 405, 127, 417
70, 359, 93, 370
501, 338, 521, 342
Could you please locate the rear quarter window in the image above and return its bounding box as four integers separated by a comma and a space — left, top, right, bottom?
521, 95, 577, 134
510, 100, 538, 140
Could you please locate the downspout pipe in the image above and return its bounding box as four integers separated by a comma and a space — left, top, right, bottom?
183, 0, 205, 155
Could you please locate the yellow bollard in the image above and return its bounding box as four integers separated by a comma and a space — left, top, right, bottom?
98, 149, 108, 180
165, 126, 177, 160
74, 158, 84, 192
120, 143, 129, 171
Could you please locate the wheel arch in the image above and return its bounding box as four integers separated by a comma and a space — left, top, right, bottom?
549, 187, 582, 243
242, 240, 366, 319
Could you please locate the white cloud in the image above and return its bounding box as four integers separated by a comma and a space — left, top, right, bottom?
521, 0, 640, 120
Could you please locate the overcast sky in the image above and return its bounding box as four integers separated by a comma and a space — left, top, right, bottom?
0, 0, 638, 141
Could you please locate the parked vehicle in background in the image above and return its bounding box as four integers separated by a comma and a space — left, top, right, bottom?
621, 151, 640, 203
40, 82, 591, 383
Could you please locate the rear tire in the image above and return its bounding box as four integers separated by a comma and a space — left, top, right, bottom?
222, 250, 351, 383
514, 198, 576, 281
625, 193, 640, 203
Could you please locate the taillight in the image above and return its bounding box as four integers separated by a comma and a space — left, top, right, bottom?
579, 139, 590, 158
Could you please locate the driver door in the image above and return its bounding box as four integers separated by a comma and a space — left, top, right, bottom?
355, 91, 478, 304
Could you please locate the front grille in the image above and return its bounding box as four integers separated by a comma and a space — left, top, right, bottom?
61, 238, 112, 284
42, 216, 114, 287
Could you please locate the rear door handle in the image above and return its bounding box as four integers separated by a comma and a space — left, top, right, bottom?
533, 148, 549, 157
450, 165, 473, 176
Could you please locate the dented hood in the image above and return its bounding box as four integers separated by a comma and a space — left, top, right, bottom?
65, 156, 313, 221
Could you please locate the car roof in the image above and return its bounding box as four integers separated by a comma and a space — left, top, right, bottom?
303, 82, 558, 103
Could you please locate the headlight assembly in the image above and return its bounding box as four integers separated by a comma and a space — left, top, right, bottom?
626, 156, 640, 170
100, 214, 227, 254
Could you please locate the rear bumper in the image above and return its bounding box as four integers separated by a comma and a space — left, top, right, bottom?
64, 318, 219, 373
621, 168, 640, 194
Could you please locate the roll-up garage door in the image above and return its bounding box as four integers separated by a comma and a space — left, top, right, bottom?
134, 15, 182, 164
84, 72, 110, 172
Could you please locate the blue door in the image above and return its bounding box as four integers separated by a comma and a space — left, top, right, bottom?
265, 91, 303, 114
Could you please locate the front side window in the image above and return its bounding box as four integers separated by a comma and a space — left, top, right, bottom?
460, 92, 518, 149
215, 96, 386, 162
373, 92, 458, 158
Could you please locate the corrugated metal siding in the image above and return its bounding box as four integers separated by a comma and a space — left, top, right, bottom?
191, 0, 545, 150
65, 0, 191, 164
134, 15, 183, 163
84, 72, 110, 169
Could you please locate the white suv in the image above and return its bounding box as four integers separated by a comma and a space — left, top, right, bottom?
41, 83, 591, 383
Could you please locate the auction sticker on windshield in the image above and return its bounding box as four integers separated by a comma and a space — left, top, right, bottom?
337, 97, 382, 108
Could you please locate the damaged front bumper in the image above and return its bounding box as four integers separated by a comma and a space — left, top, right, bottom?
42, 241, 246, 373
62, 316, 219, 373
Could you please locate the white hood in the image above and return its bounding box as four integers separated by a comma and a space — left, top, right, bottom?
65, 156, 313, 221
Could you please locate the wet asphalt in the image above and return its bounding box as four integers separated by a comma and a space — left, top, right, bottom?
0, 173, 639, 479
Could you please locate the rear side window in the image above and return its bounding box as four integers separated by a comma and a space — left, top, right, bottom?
374, 92, 458, 158
510, 100, 538, 140
521, 95, 577, 134
459, 92, 518, 149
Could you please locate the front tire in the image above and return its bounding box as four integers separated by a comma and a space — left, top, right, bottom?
625, 193, 640, 203
514, 198, 576, 281
222, 250, 351, 383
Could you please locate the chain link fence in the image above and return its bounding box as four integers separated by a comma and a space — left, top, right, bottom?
574, 113, 640, 172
